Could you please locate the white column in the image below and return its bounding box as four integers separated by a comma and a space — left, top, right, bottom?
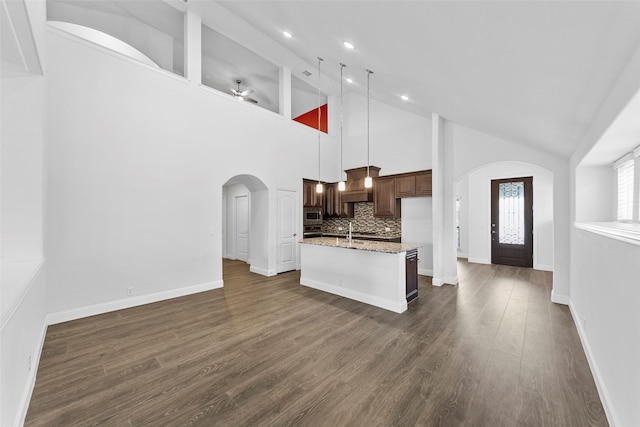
279, 67, 292, 119
432, 114, 458, 286
184, 11, 201, 84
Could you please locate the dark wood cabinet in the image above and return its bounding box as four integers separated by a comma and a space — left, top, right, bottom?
324, 183, 354, 218
303, 179, 323, 208
406, 249, 418, 303
415, 171, 432, 196
373, 176, 401, 218
336, 196, 354, 218
394, 171, 432, 198
341, 166, 380, 203
395, 175, 416, 198
324, 183, 336, 217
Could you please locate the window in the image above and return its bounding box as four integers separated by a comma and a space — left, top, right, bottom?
615, 148, 640, 223
616, 159, 634, 221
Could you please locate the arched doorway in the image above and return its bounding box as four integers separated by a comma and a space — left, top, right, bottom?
222, 175, 269, 275
455, 161, 554, 272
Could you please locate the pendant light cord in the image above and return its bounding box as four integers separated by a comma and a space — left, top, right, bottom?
317, 57, 323, 185
366, 69, 373, 177
340, 63, 345, 182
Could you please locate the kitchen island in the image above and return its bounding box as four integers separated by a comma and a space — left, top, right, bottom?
300, 237, 420, 313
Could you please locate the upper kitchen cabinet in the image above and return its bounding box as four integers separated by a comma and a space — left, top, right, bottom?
394, 170, 432, 198
415, 171, 432, 196
303, 179, 323, 208
374, 176, 401, 218
395, 174, 416, 198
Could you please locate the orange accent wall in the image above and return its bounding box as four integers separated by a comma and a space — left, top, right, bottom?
293, 104, 328, 133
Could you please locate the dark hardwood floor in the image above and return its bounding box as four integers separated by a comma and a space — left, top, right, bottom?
25, 259, 607, 426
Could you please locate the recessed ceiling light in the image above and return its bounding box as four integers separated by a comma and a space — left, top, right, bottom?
343, 41, 355, 49
401, 95, 409, 101
346, 78, 353, 83
283, 31, 292, 39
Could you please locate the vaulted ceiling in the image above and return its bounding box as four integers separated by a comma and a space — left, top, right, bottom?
193, 1, 640, 159
33, 1, 640, 161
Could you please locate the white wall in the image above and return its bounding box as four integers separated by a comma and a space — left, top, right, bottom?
342, 92, 432, 177
47, 0, 182, 74
44, 27, 338, 317
566, 37, 640, 427
570, 229, 640, 427
0, 1, 48, 425
450, 122, 570, 301
575, 166, 614, 222
460, 161, 554, 271
401, 197, 433, 275
1, 76, 45, 261
0, 263, 47, 427
1, 75, 47, 426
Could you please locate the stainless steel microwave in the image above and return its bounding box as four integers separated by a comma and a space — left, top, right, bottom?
303, 207, 323, 225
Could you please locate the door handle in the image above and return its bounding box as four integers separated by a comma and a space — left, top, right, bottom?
293, 233, 297, 237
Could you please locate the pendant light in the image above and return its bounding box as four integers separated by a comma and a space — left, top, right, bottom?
338, 63, 346, 192
316, 57, 324, 194
364, 69, 373, 189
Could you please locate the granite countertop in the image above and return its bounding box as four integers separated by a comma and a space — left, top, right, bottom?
322, 232, 402, 240
300, 237, 419, 254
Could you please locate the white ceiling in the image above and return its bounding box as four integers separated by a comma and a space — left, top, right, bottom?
195, 0, 640, 159
581, 88, 640, 166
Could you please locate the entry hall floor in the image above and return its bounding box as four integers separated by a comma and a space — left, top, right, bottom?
25, 259, 607, 426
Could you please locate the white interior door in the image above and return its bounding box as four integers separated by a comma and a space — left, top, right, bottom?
235, 194, 249, 262
277, 189, 297, 273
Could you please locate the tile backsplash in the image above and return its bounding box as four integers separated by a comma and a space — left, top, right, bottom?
323, 202, 401, 237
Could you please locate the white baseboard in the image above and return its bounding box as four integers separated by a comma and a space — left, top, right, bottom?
534, 263, 554, 272
249, 265, 277, 277
47, 280, 223, 325
418, 268, 433, 276
550, 290, 570, 305
300, 276, 407, 314
568, 302, 620, 427
457, 252, 469, 258
432, 276, 459, 286
15, 319, 48, 427
468, 257, 490, 264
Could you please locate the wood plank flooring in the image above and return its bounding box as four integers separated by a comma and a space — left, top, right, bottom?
25, 259, 607, 426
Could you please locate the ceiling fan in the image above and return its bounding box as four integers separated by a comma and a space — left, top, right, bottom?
230, 80, 258, 104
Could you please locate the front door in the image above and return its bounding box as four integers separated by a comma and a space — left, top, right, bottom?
491, 177, 533, 268
276, 189, 297, 273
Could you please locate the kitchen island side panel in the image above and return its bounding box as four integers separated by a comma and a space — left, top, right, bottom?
300, 243, 407, 313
